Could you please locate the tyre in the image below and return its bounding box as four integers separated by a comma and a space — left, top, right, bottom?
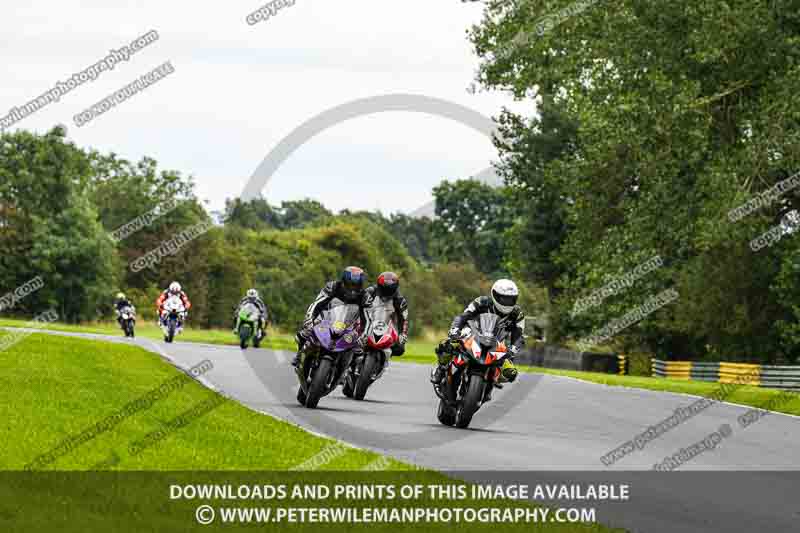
455, 375, 484, 429
166, 321, 176, 343
354, 354, 378, 401
296, 387, 307, 406
128, 322, 135, 338
240, 324, 251, 350
437, 398, 456, 426
253, 332, 261, 348
342, 376, 354, 398
305, 358, 332, 409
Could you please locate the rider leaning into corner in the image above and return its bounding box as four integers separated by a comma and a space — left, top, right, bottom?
431, 279, 523, 395
155, 282, 192, 325
233, 288, 269, 340
362, 271, 410, 356
291, 266, 371, 367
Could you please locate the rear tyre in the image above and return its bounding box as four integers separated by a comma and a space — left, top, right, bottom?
437, 398, 456, 426
305, 358, 332, 409
354, 354, 378, 401
455, 375, 484, 429
253, 332, 261, 348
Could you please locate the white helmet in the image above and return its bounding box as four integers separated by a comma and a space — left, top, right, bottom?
168, 282, 182, 295
247, 289, 259, 299
491, 279, 519, 315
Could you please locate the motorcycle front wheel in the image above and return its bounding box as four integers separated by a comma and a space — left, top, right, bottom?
305, 358, 333, 409
354, 353, 378, 401
239, 324, 252, 349
455, 375, 485, 429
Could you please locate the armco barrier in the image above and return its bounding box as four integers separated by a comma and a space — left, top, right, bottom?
652, 359, 800, 391
518, 345, 625, 374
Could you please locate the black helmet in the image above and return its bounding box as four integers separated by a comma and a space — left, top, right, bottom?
377, 271, 400, 299
340, 266, 366, 302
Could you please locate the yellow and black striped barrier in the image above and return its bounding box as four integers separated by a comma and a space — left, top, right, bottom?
652, 359, 800, 390
617, 355, 627, 375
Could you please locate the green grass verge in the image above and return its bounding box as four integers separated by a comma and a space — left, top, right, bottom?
0, 318, 439, 355
0, 331, 618, 533
0, 330, 405, 471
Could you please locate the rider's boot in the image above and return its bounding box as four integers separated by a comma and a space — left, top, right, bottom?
430, 364, 447, 384
291, 333, 305, 368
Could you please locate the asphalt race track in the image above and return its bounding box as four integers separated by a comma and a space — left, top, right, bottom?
13, 330, 800, 533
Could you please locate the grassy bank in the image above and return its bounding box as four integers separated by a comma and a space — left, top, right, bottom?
0, 330, 404, 471
0, 331, 617, 533
0, 317, 438, 356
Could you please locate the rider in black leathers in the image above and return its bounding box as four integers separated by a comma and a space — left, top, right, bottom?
362, 271, 410, 356
431, 279, 525, 388
291, 266, 370, 367
114, 292, 135, 328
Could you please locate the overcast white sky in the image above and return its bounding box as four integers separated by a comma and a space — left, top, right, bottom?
1, 1, 534, 215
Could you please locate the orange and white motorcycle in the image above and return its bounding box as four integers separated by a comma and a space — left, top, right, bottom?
433, 313, 512, 429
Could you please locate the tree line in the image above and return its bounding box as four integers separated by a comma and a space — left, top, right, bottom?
0, 126, 544, 338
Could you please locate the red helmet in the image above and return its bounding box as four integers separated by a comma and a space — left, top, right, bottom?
377, 271, 400, 299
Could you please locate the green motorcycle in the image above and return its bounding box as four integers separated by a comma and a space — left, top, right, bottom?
236, 302, 264, 350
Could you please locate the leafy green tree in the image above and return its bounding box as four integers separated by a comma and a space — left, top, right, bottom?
0, 126, 116, 321
431, 179, 515, 276
470, 0, 800, 360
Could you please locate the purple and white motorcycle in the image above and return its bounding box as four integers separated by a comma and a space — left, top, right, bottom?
295, 298, 362, 408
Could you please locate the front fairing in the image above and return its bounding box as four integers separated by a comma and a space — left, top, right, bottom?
458, 313, 510, 367
239, 303, 260, 323
312, 300, 360, 352
366, 301, 398, 349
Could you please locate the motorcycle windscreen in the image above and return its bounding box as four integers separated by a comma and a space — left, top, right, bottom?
368, 302, 394, 336
322, 300, 360, 333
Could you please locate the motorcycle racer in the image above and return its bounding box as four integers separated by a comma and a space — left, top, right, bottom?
431, 279, 524, 387
234, 288, 269, 341
155, 282, 191, 326
292, 266, 371, 367
362, 271, 410, 356
114, 292, 134, 327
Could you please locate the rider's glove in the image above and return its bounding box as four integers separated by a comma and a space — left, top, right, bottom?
399, 333, 408, 345
448, 327, 461, 341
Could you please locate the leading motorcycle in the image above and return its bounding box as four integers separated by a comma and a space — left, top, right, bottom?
160, 295, 186, 344
295, 298, 361, 409
343, 300, 397, 400
433, 313, 512, 429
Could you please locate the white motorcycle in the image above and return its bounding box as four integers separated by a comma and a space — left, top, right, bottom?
118, 305, 136, 338
160, 295, 186, 343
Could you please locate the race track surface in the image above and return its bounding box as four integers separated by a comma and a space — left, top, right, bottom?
12, 330, 800, 532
